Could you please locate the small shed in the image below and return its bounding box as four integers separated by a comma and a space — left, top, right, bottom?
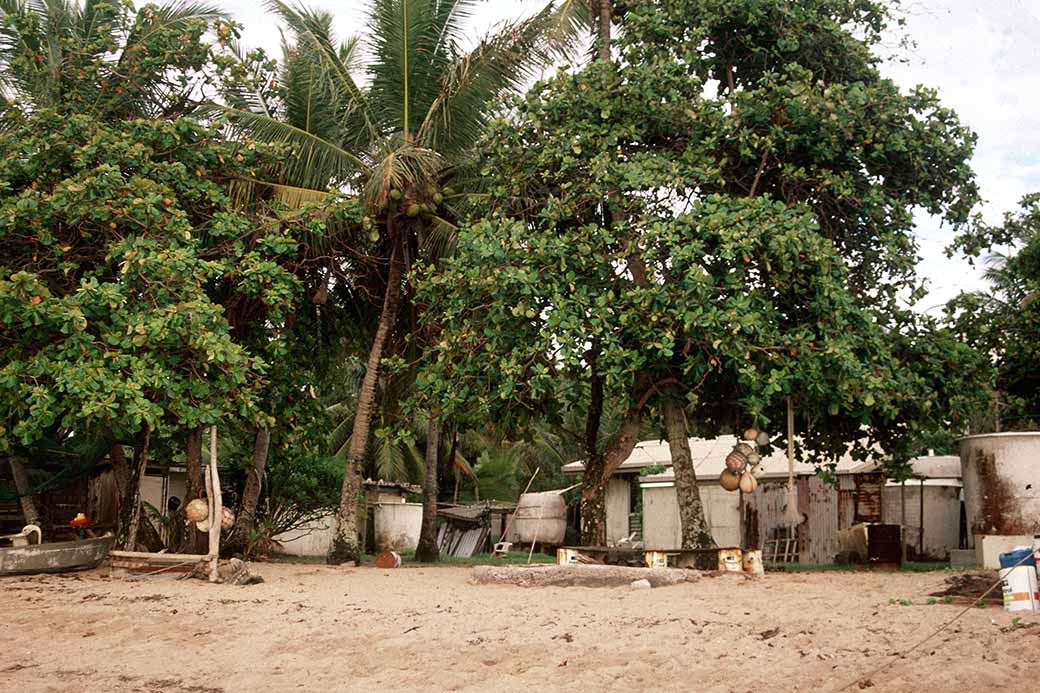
567, 437, 965, 564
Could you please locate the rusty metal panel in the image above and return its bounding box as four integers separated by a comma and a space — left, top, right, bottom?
743, 480, 792, 552
838, 475, 855, 529
801, 476, 840, 564
837, 473, 884, 528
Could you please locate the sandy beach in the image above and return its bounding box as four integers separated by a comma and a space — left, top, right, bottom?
2, 563, 1038, 692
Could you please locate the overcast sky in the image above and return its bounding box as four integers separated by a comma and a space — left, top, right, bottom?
221, 0, 1040, 311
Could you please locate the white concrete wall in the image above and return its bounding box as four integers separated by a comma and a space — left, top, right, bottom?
881, 484, 961, 560
640, 482, 741, 549
606, 477, 631, 545
273, 513, 336, 556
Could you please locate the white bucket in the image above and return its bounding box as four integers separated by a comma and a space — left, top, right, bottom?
999, 565, 1040, 613
742, 549, 764, 577
718, 549, 743, 573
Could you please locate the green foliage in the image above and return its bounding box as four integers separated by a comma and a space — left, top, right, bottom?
0, 110, 342, 453
947, 194, 1040, 430
0, 0, 230, 122
416, 0, 988, 476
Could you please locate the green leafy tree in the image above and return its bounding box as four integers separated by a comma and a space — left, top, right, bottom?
0, 0, 228, 122
947, 194, 1040, 430
217, 0, 591, 564
0, 111, 338, 547
416, 0, 985, 545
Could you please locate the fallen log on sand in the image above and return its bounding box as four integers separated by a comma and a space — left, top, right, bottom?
470, 564, 701, 588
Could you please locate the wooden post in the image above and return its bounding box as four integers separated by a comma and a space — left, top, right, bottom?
783, 397, 800, 526
919, 477, 925, 559
900, 479, 907, 562
8, 456, 40, 527
208, 426, 222, 583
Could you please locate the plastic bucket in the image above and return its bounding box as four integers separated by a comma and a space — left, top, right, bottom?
742, 549, 764, 577
718, 549, 743, 573
1000, 549, 1039, 613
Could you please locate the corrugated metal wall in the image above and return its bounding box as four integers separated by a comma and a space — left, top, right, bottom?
740, 474, 886, 564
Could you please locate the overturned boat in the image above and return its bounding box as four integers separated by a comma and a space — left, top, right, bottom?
0, 525, 114, 575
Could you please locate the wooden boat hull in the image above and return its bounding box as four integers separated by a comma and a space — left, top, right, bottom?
0, 535, 115, 575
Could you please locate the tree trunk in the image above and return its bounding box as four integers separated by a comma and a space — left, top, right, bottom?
109, 444, 129, 492
597, 0, 612, 62
329, 239, 405, 565
118, 427, 151, 550
415, 416, 441, 562
8, 456, 40, 527
580, 407, 643, 546
178, 426, 207, 554
662, 397, 713, 548
230, 428, 270, 555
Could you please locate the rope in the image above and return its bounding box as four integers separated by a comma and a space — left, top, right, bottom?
835, 550, 1035, 691
119, 559, 202, 581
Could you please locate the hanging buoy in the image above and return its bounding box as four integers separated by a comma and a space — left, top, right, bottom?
739, 471, 758, 493
755, 430, 770, 447
719, 468, 741, 491
725, 449, 748, 471
185, 498, 209, 523
747, 452, 762, 465
742, 427, 759, 442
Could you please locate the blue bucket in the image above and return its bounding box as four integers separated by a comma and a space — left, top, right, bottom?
999, 548, 1036, 569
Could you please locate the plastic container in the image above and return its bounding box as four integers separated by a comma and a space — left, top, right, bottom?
742, 549, 764, 577
999, 548, 1039, 613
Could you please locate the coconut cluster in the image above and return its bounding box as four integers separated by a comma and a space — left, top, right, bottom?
719, 428, 769, 493
361, 184, 454, 243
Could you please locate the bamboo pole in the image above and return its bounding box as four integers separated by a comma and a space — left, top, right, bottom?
207, 426, 222, 583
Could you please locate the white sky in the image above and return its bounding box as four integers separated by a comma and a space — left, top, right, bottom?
221, 0, 1040, 311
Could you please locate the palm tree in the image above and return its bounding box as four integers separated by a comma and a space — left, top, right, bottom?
0, 0, 225, 122
217, 0, 591, 564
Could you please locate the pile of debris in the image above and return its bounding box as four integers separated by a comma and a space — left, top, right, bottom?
930, 571, 1001, 604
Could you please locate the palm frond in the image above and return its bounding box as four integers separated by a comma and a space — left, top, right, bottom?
415, 1, 585, 154
211, 105, 370, 189
366, 0, 459, 139
126, 0, 226, 44
266, 0, 377, 145
363, 137, 443, 206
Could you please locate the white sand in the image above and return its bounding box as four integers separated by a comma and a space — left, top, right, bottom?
2, 563, 1039, 692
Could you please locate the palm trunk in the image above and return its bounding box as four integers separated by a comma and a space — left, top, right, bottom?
597, 0, 612, 62
8, 456, 40, 527
662, 397, 713, 548
231, 428, 270, 554
329, 239, 405, 565
415, 416, 441, 562
118, 427, 151, 550
178, 426, 207, 554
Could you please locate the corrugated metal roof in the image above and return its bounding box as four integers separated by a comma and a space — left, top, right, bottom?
564, 436, 868, 478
